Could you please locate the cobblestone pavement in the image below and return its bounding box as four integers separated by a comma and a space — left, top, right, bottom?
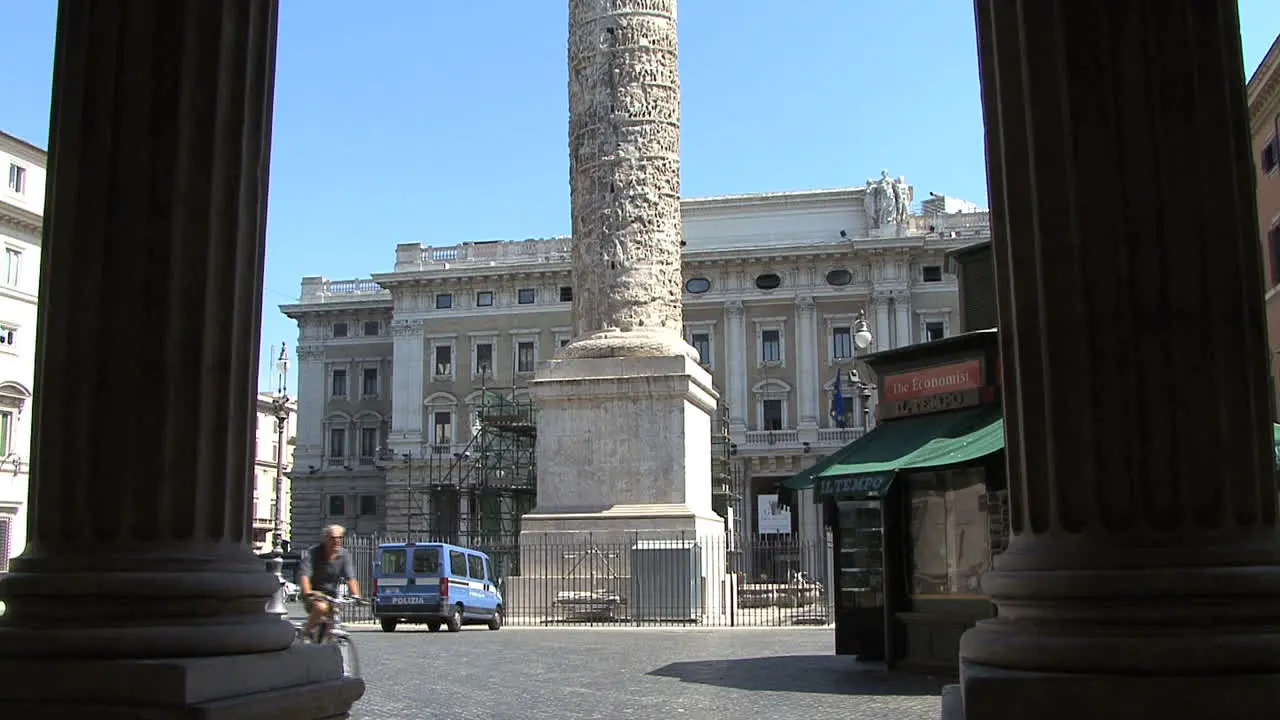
347, 626, 946, 720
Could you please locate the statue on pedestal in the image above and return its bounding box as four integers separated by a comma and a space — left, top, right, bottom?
864, 170, 913, 229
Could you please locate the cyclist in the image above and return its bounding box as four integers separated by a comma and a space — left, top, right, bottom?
299, 524, 362, 638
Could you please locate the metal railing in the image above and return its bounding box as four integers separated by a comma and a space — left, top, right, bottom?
337, 533, 833, 628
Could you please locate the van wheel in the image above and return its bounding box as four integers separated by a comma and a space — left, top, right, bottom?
446, 604, 463, 632
426, 620, 442, 632
379, 619, 398, 633
487, 608, 503, 631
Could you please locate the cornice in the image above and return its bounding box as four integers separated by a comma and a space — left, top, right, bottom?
1248, 34, 1280, 126
0, 202, 42, 236
0, 131, 48, 166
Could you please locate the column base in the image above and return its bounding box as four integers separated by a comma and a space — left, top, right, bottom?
0, 645, 364, 720
960, 661, 1280, 720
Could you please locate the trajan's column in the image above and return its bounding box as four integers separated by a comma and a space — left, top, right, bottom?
515, 0, 726, 618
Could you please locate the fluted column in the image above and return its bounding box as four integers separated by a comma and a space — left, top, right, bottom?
960, 1, 1280, 716
0, 1, 293, 659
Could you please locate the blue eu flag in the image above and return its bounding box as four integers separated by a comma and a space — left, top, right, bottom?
830, 372, 847, 429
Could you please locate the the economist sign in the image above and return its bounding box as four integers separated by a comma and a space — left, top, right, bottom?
879, 359, 986, 419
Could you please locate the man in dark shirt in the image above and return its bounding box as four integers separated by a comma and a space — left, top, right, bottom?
299, 524, 362, 636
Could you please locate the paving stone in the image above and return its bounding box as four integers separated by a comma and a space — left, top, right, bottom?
346, 626, 946, 719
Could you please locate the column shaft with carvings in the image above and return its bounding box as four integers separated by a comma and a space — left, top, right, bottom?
795, 296, 820, 429
389, 317, 425, 454
961, 1, 1280, 716
563, 0, 691, 360
724, 300, 748, 433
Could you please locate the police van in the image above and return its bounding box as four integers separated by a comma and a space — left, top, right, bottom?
371, 541, 504, 633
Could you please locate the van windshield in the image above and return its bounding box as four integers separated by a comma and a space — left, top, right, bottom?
413, 547, 442, 575
380, 549, 407, 575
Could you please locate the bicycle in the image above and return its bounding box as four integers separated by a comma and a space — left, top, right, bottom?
294, 591, 368, 678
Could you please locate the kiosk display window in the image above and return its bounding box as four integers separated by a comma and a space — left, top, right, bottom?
836, 500, 885, 610
906, 468, 991, 597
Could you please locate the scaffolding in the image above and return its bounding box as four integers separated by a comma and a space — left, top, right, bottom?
400, 387, 537, 547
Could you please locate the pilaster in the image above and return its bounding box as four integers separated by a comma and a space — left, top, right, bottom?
892, 289, 912, 348
0, 1, 361, 715
294, 343, 326, 468
794, 295, 820, 431
724, 299, 749, 435
389, 317, 425, 454
871, 290, 893, 353
961, 1, 1280, 717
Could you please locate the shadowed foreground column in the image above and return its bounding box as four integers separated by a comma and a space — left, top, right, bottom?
959, 2, 1280, 718
0, 2, 362, 717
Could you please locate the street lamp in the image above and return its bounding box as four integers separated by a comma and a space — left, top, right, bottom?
853, 309, 873, 351
264, 343, 290, 617
851, 309, 875, 431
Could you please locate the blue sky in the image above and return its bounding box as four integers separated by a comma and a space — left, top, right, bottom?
3, 1, 1279, 395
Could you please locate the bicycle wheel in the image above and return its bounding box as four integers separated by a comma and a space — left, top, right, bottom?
334, 637, 361, 678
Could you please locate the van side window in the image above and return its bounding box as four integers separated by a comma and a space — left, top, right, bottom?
449, 549, 467, 577
466, 554, 485, 581
412, 547, 440, 574
381, 549, 407, 574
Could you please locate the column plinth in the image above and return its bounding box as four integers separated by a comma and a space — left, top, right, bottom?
0, 2, 361, 715
960, 1, 1280, 716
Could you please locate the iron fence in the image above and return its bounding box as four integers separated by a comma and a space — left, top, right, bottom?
335, 532, 833, 627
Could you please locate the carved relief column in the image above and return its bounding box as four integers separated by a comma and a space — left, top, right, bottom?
960, 2, 1280, 717
389, 317, 425, 455
794, 296, 820, 430
0, 2, 360, 715
724, 300, 749, 434
892, 289, 913, 348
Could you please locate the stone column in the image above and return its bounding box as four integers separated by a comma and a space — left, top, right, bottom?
724, 300, 749, 434
794, 296, 820, 430
872, 290, 892, 353
389, 317, 425, 455
959, 2, 1280, 718
0, 2, 360, 715
561, 0, 692, 361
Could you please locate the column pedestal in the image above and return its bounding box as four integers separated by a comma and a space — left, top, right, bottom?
958, 1, 1280, 718
509, 355, 727, 621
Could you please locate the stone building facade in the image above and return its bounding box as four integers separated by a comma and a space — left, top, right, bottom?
251, 392, 297, 552
281, 183, 988, 550
0, 131, 44, 570
1250, 33, 1280, 418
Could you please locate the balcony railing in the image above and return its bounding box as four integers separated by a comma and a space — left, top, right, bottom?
743, 430, 800, 446
816, 427, 866, 446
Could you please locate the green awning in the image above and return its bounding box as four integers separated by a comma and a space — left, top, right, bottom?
785, 404, 1005, 495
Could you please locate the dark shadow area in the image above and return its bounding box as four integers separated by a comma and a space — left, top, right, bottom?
648, 655, 946, 697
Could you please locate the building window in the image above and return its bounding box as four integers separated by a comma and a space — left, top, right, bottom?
559, 337, 570, 348
1270, 226, 1280, 287
517, 288, 536, 305
433, 411, 453, 450
271, 439, 280, 464
755, 273, 782, 290
760, 329, 781, 364
436, 293, 453, 309
685, 277, 712, 294
559, 286, 573, 302
327, 495, 346, 516
922, 265, 944, 283
7, 164, 24, 194
1263, 135, 1279, 175
3, 249, 20, 286
825, 268, 853, 286
0, 410, 11, 456
362, 367, 379, 396
832, 327, 853, 360
761, 399, 784, 431
332, 322, 348, 338
358, 494, 378, 516
690, 331, 712, 366
0, 325, 16, 350
359, 427, 378, 463
434, 344, 453, 377
516, 341, 536, 373
0, 515, 10, 573
330, 369, 347, 397
474, 342, 494, 377
476, 291, 494, 307
328, 427, 346, 460
925, 321, 945, 342
363, 320, 380, 336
